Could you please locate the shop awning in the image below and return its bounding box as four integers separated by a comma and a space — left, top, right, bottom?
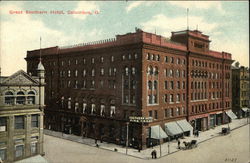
165, 122, 183, 136
242, 107, 250, 112
150, 125, 168, 139
216, 111, 223, 114
226, 110, 237, 120
176, 119, 193, 133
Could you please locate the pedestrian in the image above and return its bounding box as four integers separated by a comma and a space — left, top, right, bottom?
197, 130, 199, 137
177, 139, 180, 149
154, 150, 157, 158
151, 150, 154, 159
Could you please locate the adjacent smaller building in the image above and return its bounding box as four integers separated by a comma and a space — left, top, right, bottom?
0, 61, 45, 163
232, 62, 250, 118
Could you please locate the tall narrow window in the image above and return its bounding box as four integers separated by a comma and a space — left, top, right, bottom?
16, 91, 25, 105
31, 115, 39, 128
15, 145, 24, 158
15, 116, 24, 129
0, 117, 7, 132
110, 106, 116, 117
4, 91, 14, 105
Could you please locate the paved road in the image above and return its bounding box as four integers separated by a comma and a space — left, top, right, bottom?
44, 124, 249, 163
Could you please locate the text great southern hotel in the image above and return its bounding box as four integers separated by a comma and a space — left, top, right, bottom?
9, 10, 99, 15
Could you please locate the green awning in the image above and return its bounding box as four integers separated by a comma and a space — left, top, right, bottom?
165, 122, 183, 136
242, 108, 250, 112
150, 125, 168, 139
226, 110, 237, 120
176, 119, 193, 133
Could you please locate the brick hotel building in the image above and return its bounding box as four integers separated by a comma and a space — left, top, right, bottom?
25, 28, 233, 149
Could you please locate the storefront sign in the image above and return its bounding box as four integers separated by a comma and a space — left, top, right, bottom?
129, 116, 153, 123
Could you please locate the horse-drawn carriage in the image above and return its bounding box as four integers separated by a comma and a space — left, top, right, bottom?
183, 140, 198, 150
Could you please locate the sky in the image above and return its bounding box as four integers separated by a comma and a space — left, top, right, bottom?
0, 1, 249, 76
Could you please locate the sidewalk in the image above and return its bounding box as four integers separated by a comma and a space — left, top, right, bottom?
44, 118, 249, 160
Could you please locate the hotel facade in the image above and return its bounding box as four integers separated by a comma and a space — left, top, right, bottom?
25, 28, 233, 149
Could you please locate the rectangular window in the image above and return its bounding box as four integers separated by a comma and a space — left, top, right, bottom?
0, 148, 6, 161
154, 110, 158, 119
164, 81, 168, 89
30, 142, 37, 155
31, 115, 39, 128
164, 109, 168, 117
170, 81, 174, 89
0, 117, 7, 132
15, 145, 24, 158
170, 94, 174, 103
149, 111, 153, 117
15, 116, 24, 129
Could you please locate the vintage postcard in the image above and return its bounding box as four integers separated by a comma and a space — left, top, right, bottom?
0, 1, 249, 163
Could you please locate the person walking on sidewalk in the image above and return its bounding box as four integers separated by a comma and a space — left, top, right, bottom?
151, 150, 157, 159
177, 139, 181, 149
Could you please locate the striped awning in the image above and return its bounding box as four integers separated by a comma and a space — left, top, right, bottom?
242, 108, 250, 112
176, 119, 193, 133
150, 125, 168, 139
165, 122, 183, 136
226, 110, 237, 120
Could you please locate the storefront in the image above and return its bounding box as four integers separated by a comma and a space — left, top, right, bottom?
209, 114, 216, 128
242, 108, 250, 118
165, 121, 183, 139
176, 119, 193, 136
225, 110, 237, 122
216, 112, 223, 125
190, 114, 209, 131
147, 125, 168, 147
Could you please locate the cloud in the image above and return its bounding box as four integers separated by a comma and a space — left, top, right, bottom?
211, 37, 249, 67
168, 1, 224, 13
125, 1, 154, 12
140, 14, 218, 37
0, 3, 103, 76
71, 1, 100, 20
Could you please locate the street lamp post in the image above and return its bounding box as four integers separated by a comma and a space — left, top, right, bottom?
158, 125, 162, 157
168, 137, 170, 154
126, 122, 129, 155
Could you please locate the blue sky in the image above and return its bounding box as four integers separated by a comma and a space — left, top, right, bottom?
0, 1, 249, 76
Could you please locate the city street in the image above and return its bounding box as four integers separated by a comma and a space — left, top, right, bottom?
44, 123, 249, 163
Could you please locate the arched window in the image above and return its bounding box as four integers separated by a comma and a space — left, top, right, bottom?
83, 69, 86, 77
125, 67, 129, 76
100, 105, 105, 116
5, 91, 14, 105
91, 104, 96, 114
148, 81, 152, 90
91, 69, 95, 76
27, 91, 35, 104
176, 70, 180, 77
131, 67, 136, 75
113, 68, 117, 76
100, 68, 104, 75
149, 66, 153, 75
154, 67, 158, 75
68, 98, 71, 109
75, 70, 78, 77
154, 81, 157, 90
16, 91, 25, 104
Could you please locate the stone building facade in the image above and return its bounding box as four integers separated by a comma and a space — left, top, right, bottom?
232, 63, 250, 118
0, 64, 45, 162
25, 28, 233, 149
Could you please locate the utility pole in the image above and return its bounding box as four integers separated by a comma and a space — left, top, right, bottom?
158, 125, 162, 157
126, 122, 129, 155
